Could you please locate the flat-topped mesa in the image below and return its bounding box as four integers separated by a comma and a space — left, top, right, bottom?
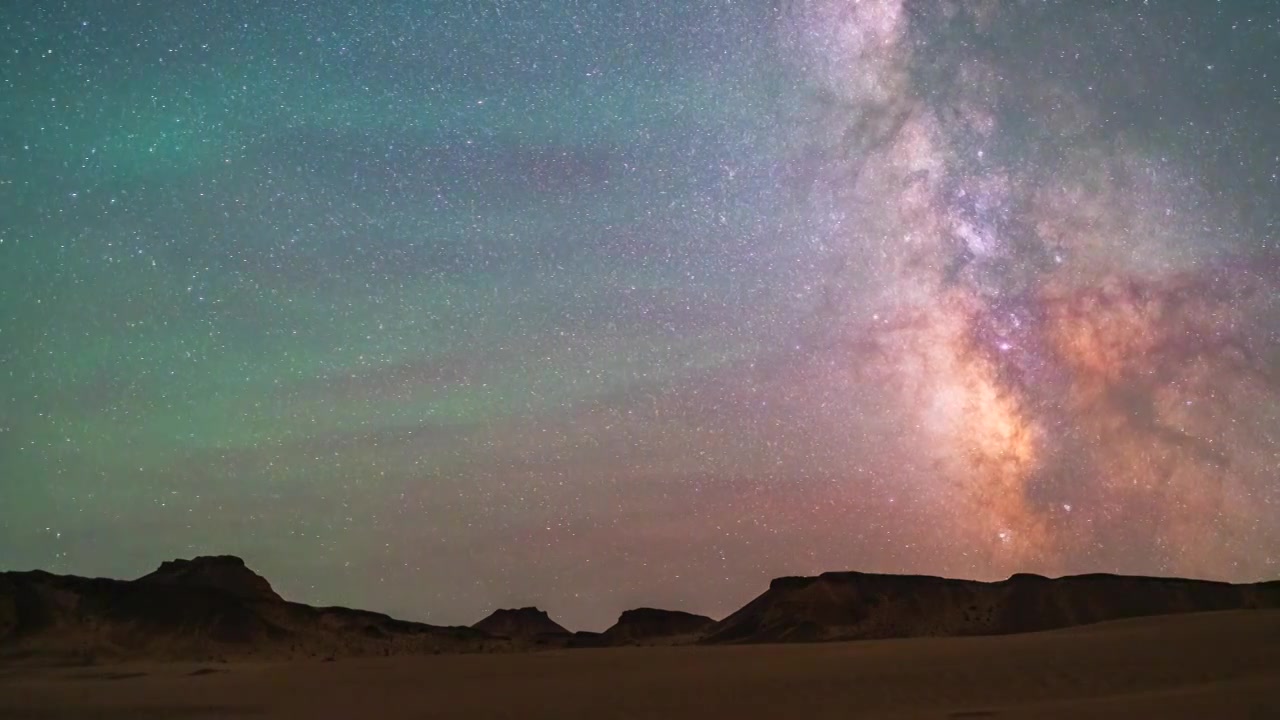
705, 570, 1280, 645
472, 607, 570, 639
135, 555, 282, 602
601, 608, 715, 645
1, 559, 502, 662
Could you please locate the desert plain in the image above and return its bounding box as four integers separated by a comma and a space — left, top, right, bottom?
2, 608, 1278, 720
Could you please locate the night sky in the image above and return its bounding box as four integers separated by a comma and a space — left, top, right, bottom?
2, 0, 1278, 631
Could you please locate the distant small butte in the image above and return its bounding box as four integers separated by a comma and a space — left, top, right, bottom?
2, 556, 1277, 663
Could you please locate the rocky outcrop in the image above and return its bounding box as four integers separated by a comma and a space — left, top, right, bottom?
5, 557, 1276, 662
567, 630, 605, 648
472, 607, 570, 646
601, 608, 715, 645
0, 560, 504, 664
136, 555, 282, 602
703, 571, 1280, 644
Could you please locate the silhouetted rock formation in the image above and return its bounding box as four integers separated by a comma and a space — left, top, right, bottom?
567, 630, 605, 648
5, 558, 1278, 663
601, 608, 715, 645
136, 555, 282, 602
703, 571, 1280, 644
0, 559, 504, 664
471, 607, 570, 646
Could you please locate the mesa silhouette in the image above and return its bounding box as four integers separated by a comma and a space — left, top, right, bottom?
471, 607, 580, 648
2, 556, 1277, 663
704, 571, 1280, 643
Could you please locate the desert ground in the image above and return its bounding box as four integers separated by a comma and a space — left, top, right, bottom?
1, 609, 1277, 720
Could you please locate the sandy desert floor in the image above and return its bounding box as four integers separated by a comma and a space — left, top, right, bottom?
1, 610, 1277, 719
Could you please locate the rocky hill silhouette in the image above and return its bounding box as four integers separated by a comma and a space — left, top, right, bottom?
600, 608, 715, 646
0, 557, 502, 664
471, 607, 571, 647
4, 557, 1278, 663
702, 571, 1280, 644
135, 555, 281, 602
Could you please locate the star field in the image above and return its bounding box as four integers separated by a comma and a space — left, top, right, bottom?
1, 0, 1277, 631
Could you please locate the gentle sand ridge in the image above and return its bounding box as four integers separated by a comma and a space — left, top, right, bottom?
1, 609, 1277, 719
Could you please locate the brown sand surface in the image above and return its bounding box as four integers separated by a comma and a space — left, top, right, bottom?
1, 610, 1277, 719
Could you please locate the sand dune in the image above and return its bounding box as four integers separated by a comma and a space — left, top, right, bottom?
1, 610, 1276, 719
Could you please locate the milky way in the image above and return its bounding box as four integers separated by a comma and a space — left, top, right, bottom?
774, 0, 1279, 581
2, 0, 1277, 630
